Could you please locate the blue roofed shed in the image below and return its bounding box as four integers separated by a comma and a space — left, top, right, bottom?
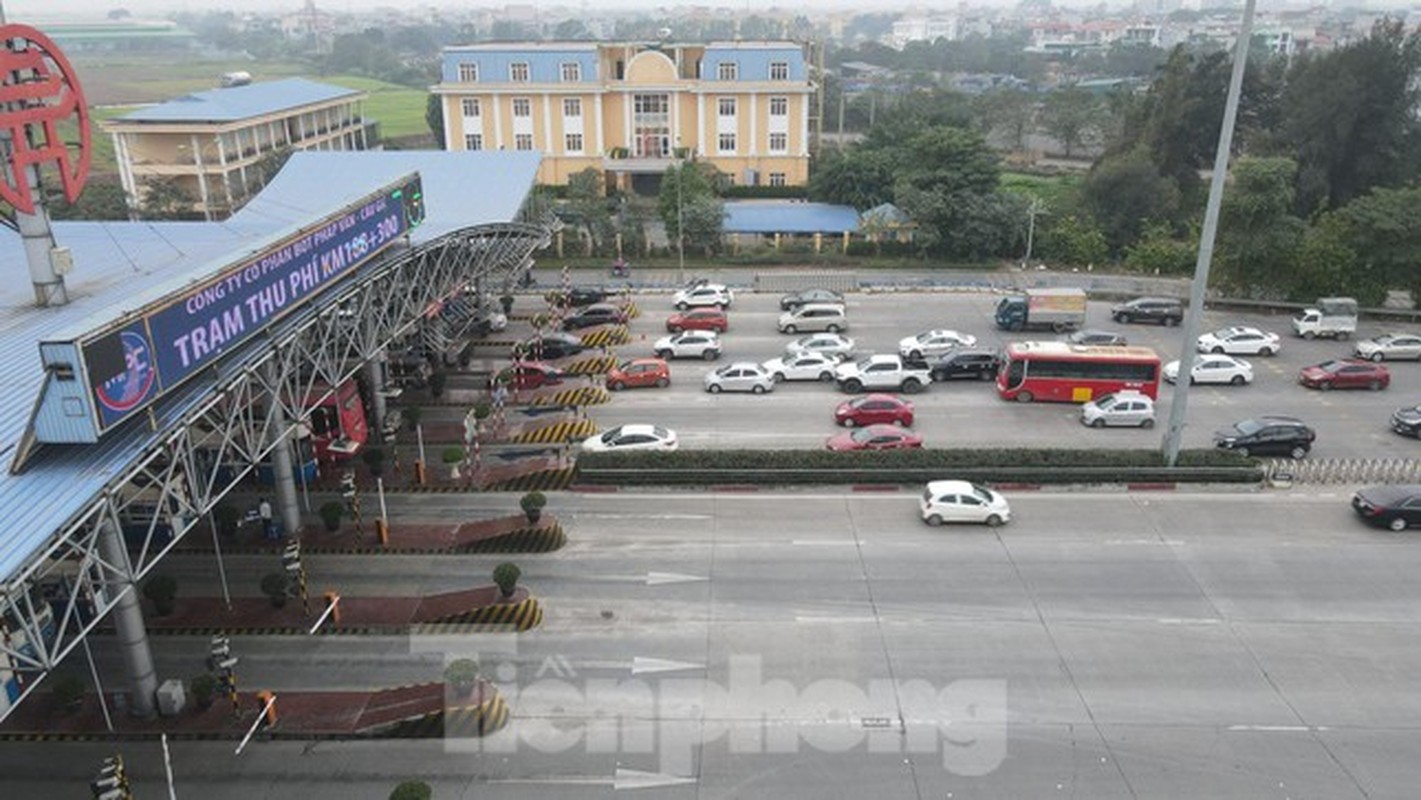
113, 77, 363, 123
722, 201, 860, 235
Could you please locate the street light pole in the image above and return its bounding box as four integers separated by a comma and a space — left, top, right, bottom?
676, 149, 685, 286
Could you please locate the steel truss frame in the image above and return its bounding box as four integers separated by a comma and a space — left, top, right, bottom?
0, 221, 549, 721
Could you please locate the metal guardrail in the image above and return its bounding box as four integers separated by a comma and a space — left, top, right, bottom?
1203, 297, 1421, 323
1265, 458, 1421, 485
753, 271, 858, 293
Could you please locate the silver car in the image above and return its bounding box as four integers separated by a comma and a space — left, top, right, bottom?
704, 362, 776, 394
1080, 391, 1156, 428
786, 332, 856, 361
1355, 333, 1421, 362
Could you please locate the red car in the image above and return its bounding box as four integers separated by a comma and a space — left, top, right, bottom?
606, 358, 671, 391
1298, 359, 1390, 391
495, 361, 565, 390
826, 424, 924, 451
666, 308, 729, 333
834, 394, 914, 427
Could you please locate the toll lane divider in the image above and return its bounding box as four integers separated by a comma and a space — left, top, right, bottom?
580, 325, 631, 347
463, 521, 568, 553
379, 691, 510, 739
422, 596, 545, 631
509, 418, 597, 443
531, 385, 610, 406
483, 465, 578, 492
561, 355, 619, 376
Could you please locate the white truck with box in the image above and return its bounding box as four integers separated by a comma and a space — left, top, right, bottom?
1292, 297, 1357, 340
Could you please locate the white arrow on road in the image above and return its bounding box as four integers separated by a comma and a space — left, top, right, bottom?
488, 768, 697, 790
645, 571, 705, 586
631, 656, 704, 676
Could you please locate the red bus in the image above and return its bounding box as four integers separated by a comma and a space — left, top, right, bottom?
303, 380, 368, 461
996, 342, 1161, 403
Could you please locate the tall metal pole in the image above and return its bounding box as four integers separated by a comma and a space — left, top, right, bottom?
1163, 0, 1257, 466
98, 520, 158, 718
207, 513, 232, 611
676, 157, 685, 286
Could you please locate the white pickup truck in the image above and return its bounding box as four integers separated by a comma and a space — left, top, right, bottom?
834, 354, 933, 394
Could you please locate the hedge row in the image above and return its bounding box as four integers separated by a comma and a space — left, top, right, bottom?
575, 448, 1263, 486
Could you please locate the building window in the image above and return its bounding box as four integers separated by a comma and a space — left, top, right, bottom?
512, 98, 531, 117
458, 62, 479, 82
465, 133, 483, 150
563, 97, 582, 117
514, 133, 534, 151
561, 62, 581, 82
717, 97, 736, 117
717, 61, 737, 81
718, 132, 736, 154
461, 98, 480, 117
510, 62, 530, 82
769, 172, 786, 187
565, 132, 584, 153
769, 132, 788, 153
770, 61, 789, 81
770, 96, 788, 116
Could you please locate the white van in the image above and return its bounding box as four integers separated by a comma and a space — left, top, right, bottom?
778, 303, 848, 334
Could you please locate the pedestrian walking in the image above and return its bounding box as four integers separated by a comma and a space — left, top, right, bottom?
258, 498, 276, 541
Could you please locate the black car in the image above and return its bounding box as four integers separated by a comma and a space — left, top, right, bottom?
562, 303, 626, 331
1392, 405, 1421, 438
1352, 485, 1421, 531
780, 288, 845, 311
930, 349, 1001, 381
1213, 416, 1315, 459
548, 287, 608, 308
1068, 329, 1128, 347
522, 332, 585, 360
1111, 297, 1184, 326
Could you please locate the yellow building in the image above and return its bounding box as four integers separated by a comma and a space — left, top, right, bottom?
104, 78, 370, 220
433, 41, 814, 191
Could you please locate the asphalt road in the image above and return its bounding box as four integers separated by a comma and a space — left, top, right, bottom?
589, 291, 1421, 458
28, 488, 1421, 799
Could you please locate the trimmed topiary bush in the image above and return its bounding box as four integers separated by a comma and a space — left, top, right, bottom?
389, 781, 432, 800
519, 490, 546, 523
493, 563, 521, 598
443, 658, 480, 697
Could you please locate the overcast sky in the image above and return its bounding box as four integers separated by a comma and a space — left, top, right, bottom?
4, 0, 904, 20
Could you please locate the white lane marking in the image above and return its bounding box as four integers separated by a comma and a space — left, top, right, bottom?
631, 657, 705, 675
646, 571, 707, 586
572, 512, 713, 520
792, 539, 861, 546
795, 615, 878, 624
1226, 725, 1330, 732
1156, 618, 1222, 625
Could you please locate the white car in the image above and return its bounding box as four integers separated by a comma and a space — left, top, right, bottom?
1080, 391, 1156, 428
580, 424, 678, 453
1196, 326, 1280, 356
762, 352, 840, 382
653, 331, 721, 361
672, 283, 733, 310
786, 332, 856, 361
1354, 333, 1421, 362
704, 362, 775, 394
1164, 355, 1254, 385
898, 329, 978, 359
920, 480, 1011, 527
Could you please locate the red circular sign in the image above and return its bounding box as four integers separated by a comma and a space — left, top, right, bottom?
0, 24, 91, 214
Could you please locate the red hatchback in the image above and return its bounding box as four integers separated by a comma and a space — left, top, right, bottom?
606, 358, 671, 391
1298, 359, 1390, 391
826, 424, 924, 451
495, 361, 565, 390
666, 308, 729, 333
834, 394, 915, 427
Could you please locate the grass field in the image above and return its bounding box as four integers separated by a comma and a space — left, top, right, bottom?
999, 171, 1084, 210
71, 56, 431, 174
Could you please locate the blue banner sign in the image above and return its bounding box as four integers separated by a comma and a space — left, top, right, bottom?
81, 174, 423, 432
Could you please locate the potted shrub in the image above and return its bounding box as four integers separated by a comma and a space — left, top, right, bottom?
473, 401, 492, 426
429, 371, 448, 400
362, 446, 387, 478
519, 491, 546, 524
190, 673, 217, 711
142, 574, 178, 617
319, 501, 345, 533
443, 658, 480, 698
493, 562, 521, 599
260, 573, 289, 609
389, 781, 432, 800
51, 673, 85, 715
442, 446, 464, 480
499, 293, 515, 314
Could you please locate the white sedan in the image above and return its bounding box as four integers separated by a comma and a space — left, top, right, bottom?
1354, 333, 1421, 362
653, 331, 721, 360
580, 424, 678, 453
786, 332, 856, 361
898, 329, 977, 359
1196, 326, 1280, 356
1164, 355, 1254, 385
762, 352, 840, 382
920, 480, 1011, 527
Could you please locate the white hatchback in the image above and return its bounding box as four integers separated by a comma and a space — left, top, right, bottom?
920, 481, 1011, 527
1080, 391, 1156, 428
672, 283, 733, 310
704, 362, 776, 394
653, 331, 721, 361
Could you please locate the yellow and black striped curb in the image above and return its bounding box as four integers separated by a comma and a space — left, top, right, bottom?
561, 355, 618, 376
621, 301, 641, 319
467, 340, 520, 349
143, 623, 408, 637
580, 325, 631, 347
425, 596, 544, 631
379, 691, 510, 738
509, 418, 597, 443
485, 466, 578, 492
531, 385, 610, 406
463, 522, 567, 553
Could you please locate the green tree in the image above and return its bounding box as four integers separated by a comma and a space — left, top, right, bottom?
1325, 185, 1421, 304
553, 19, 591, 39
808, 149, 896, 208
898, 126, 1000, 196
565, 168, 612, 254
1290, 218, 1359, 302
1041, 87, 1101, 158
1123, 221, 1197, 275
426, 94, 445, 149
253, 146, 294, 191
1082, 148, 1181, 253
45, 179, 130, 220
138, 177, 194, 220
974, 89, 1037, 151
1215, 157, 1305, 293
1039, 214, 1109, 266
389, 781, 432, 800
658, 162, 723, 251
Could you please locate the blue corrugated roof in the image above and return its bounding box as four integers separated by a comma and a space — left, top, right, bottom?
723, 201, 860, 234
113, 78, 361, 123
0, 150, 540, 579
